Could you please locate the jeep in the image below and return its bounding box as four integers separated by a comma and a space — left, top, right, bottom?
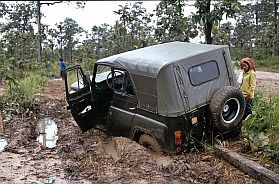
64, 42, 245, 152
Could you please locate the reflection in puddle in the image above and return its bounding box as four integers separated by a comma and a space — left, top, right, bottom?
0, 138, 7, 151
36, 118, 58, 148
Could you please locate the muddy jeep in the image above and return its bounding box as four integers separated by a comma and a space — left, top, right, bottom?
65, 42, 245, 152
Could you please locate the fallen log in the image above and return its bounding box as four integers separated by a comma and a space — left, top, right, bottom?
214, 145, 279, 184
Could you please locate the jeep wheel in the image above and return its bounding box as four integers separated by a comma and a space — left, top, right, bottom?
210, 86, 245, 132
139, 134, 162, 153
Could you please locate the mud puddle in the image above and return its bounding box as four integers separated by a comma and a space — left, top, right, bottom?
104, 139, 121, 162
36, 118, 58, 148
150, 152, 173, 166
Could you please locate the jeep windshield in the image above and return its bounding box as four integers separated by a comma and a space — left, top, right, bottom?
70, 65, 122, 91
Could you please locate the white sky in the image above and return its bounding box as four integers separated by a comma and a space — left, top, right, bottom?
40, 1, 235, 43
41, 1, 162, 31
2, 1, 236, 43
40, 1, 201, 42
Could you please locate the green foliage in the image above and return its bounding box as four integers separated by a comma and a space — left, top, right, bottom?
0, 2, 37, 60
2, 72, 49, 117
56, 17, 84, 62
244, 93, 279, 134
155, 0, 193, 42
243, 93, 279, 162
194, 0, 241, 44
254, 56, 279, 72
112, 2, 155, 53
0, 2, 8, 17
79, 58, 96, 73
232, 0, 279, 59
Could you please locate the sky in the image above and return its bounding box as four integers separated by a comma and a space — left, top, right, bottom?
40, 1, 201, 42
41, 1, 162, 31
2, 1, 235, 43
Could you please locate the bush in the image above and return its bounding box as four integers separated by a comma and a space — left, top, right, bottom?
244, 93, 279, 136
243, 92, 279, 162
2, 72, 49, 117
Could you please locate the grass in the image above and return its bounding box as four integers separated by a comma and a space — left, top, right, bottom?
242, 92, 279, 163
2, 68, 50, 117
232, 52, 279, 73
244, 93, 279, 137
254, 56, 279, 73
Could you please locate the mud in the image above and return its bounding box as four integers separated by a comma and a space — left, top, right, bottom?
0, 70, 278, 183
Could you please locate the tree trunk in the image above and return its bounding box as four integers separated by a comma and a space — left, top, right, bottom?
205, 22, 213, 44
70, 47, 73, 63
37, 1, 42, 63
274, 0, 278, 34
0, 111, 3, 134
205, 1, 213, 44
0, 76, 2, 134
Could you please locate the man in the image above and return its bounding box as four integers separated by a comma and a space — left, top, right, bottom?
59, 58, 67, 80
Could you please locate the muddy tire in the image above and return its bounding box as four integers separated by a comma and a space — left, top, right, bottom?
210, 86, 245, 132
139, 134, 162, 153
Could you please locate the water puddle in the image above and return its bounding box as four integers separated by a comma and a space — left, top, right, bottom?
36, 118, 58, 148
0, 138, 7, 151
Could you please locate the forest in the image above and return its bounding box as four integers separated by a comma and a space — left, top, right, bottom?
0, 0, 278, 183
0, 1, 279, 69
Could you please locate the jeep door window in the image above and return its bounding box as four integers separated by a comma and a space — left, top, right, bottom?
113, 69, 134, 96
188, 60, 220, 86
67, 67, 88, 94
95, 65, 111, 84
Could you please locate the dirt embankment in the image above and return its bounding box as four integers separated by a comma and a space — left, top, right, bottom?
0, 70, 278, 183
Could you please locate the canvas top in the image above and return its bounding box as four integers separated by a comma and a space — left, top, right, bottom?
97, 41, 228, 77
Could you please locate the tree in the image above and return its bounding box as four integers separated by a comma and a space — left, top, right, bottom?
194, 0, 241, 44
0, 2, 37, 61
232, 0, 279, 59
113, 2, 155, 52
0, 2, 8, 18
57, 18, 84, 62
155, 0, 194, 43
231, 3, 256, 58
212, 22, 234, 45
127, 2, 154, 49
255, 0, 279, 57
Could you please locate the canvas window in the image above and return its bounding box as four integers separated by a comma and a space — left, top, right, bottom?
188, 60, 219, 86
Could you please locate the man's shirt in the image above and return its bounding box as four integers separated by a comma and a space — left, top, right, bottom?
60, 61, 67, 71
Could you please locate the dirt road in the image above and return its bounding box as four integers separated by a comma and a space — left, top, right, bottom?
0, 70, 278, 183
256, 71, 279, 96
235, 70, 279, 96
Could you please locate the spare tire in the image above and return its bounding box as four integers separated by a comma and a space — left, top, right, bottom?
209, 86, 245, 132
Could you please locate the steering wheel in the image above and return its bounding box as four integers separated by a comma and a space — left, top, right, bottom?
106, 70, 124, 90
106, 72, 113, 89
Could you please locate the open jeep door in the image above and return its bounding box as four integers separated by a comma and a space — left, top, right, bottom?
64, 65, 95, 132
